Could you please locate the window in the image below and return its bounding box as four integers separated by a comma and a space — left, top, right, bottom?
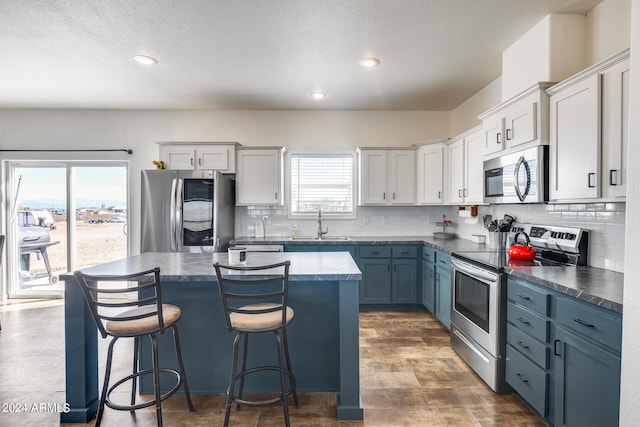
289, 153, 355, 217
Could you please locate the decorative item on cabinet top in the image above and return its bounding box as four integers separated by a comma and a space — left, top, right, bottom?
156, 141, 240, 173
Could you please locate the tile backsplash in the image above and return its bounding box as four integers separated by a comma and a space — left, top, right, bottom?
237, 202, 626, 273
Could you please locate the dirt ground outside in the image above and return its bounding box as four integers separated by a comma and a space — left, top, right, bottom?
19, 221, 128, 292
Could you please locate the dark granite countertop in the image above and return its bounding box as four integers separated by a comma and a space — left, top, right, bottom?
233, 235, 624, 313
506, 266, 623, 313
233, 235, 484, 251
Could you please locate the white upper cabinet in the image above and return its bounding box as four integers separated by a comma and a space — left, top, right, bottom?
236, 147, 285, 206
447, 127, 484, 205
415, 141, 446, 204
601, 58, 630, 200
358, 148, 416, 205
547, 49, 630, 201
478, 83, 552, 156
159, 143, 237, 173
549, 74, 601, 200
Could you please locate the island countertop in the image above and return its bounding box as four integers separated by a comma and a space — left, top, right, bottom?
68, 251, 363, 282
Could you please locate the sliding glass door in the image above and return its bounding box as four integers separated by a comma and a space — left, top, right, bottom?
5, 162, 128, 298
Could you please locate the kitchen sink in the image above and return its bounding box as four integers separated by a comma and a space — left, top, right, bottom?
288, 236, 351, 241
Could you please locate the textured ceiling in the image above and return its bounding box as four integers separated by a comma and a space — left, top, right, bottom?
0, 0, 601, 110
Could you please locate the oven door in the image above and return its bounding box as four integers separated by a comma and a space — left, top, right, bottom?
450, 257, 502, 358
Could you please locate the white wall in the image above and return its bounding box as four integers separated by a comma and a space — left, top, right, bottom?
502, 14, 587, 101
587, 0, 632, 64
619, 0, 640, 424
451, 76, 502, 136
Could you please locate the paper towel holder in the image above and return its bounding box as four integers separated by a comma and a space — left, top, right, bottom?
457, 205, 478, 217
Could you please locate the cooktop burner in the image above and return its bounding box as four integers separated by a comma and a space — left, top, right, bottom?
451, 250, 568, 271
453, 223, 589, 271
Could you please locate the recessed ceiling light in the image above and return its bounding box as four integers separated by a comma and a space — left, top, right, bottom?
134, 55, 158, 65
311, 91, 326, 100
358, 57, 380, 68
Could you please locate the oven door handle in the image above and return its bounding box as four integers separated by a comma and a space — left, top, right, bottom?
451, 258, 498, 284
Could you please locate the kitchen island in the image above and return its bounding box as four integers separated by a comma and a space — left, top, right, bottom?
60, 251, 363, 423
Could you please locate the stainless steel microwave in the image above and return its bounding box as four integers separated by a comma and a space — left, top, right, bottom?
483, 146, 548, 204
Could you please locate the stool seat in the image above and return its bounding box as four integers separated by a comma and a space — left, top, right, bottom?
230, 303, 294, 332
106, 304, 181, 336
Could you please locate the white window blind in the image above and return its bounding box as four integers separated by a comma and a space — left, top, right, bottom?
290, 154, 354, 215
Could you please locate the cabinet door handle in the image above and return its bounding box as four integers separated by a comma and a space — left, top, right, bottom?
574, 318, 595, 328
463, 189, 468, 197
609, 169, 619, 186
458, 189, 462, 198
198, 157, 202, 166
588, 173, 596, 188
190, 158, 194, 166
516, 317, 530, 325
274, 192, 278, 200
516, 373, 529, 383
516, 340, 530, 350
392, 192, 396, 200
383, 192, 386, 200
516, 293, 531, 300
438, 191, 441, 199
554, 339, 561, 356
496, 132, 502, 144
506, 128, 512, 140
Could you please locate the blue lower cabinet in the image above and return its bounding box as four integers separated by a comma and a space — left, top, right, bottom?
552, 327, 621, 427
506, 344, 548, 417
359, 245, 419, 306
506, 276, 622, 427
435, 265, 451, 329
359, 258, 392, 303
392, 258, 417, 303
421, 260, 436, 313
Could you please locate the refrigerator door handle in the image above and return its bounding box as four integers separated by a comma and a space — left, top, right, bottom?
170, 178, 178, 251
175, 178, 184, 251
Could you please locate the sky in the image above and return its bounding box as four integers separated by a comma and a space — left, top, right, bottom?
15, 166, 127, 208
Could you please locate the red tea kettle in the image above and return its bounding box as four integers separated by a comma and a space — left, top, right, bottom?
508, 231, 537, 261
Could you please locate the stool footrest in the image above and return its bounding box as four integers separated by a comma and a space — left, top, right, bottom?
105, 368, 183, 411
230, 365, 297, 408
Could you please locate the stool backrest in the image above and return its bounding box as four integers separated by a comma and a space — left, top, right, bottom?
73, 267, 166, 338
213, 261, 291, 332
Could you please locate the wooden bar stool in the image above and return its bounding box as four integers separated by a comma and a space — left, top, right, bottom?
213, 260, 299, 427
73, 267, 194, 427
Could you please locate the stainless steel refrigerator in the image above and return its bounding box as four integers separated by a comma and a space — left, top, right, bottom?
140, 169, 235, 253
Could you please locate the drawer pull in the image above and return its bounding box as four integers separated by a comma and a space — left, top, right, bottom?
516, 340, 530, 350
517, 317, 530, 325
516, 373, 529, 383
554, 339, 561, 356
574, 318, 595, 328
516, 293, 531, 300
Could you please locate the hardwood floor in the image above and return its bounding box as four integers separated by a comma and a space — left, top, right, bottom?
0, 301, 544, 426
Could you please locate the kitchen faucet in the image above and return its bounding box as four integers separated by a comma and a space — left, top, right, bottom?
317, 210, 328, 239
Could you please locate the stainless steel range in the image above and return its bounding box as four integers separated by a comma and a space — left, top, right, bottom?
449, 223, 588, 393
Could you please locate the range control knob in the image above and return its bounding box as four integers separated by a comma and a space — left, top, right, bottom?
565, 233, 576, 240
550, 232, 558, 238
